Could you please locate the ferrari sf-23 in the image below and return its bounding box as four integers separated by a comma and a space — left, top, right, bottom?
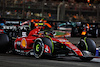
0, 26, 97, 61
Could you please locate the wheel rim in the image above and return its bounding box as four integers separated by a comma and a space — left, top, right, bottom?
35, 42, 42, 55
34, 39, 44, 58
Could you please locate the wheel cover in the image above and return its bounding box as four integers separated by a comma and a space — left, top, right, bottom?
35, 42, 42, 55
36, 44, 40, 52
34, 38, 44, 58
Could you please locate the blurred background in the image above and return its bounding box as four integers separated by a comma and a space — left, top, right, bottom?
0, 0, 100, 23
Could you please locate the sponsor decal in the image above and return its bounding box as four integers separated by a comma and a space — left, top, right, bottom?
59, 39, 68, 42
5, 21, 20, 25
44, 45, 51, 53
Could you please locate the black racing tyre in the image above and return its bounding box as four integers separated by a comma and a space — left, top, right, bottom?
87, 39, 96, 55
78, 38, 96, 61
33, 38, 44, 58
0, 34, 10, 53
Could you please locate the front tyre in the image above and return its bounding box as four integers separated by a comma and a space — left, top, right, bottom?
33, 38, 44, 58
78, 38, 96, 61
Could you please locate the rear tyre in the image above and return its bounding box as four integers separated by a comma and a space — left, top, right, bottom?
33, 38, 44, 58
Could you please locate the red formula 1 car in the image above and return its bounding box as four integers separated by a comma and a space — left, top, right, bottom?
12, 26, 97, 61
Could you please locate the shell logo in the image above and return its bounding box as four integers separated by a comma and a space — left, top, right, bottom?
21, 38, 27, 48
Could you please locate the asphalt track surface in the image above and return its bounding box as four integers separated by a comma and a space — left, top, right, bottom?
0, 37, 100, 67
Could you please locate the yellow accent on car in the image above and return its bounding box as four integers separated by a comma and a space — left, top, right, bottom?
36, 23, 44, 25
66, 42, 71, 44
79, 53, 83, 56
